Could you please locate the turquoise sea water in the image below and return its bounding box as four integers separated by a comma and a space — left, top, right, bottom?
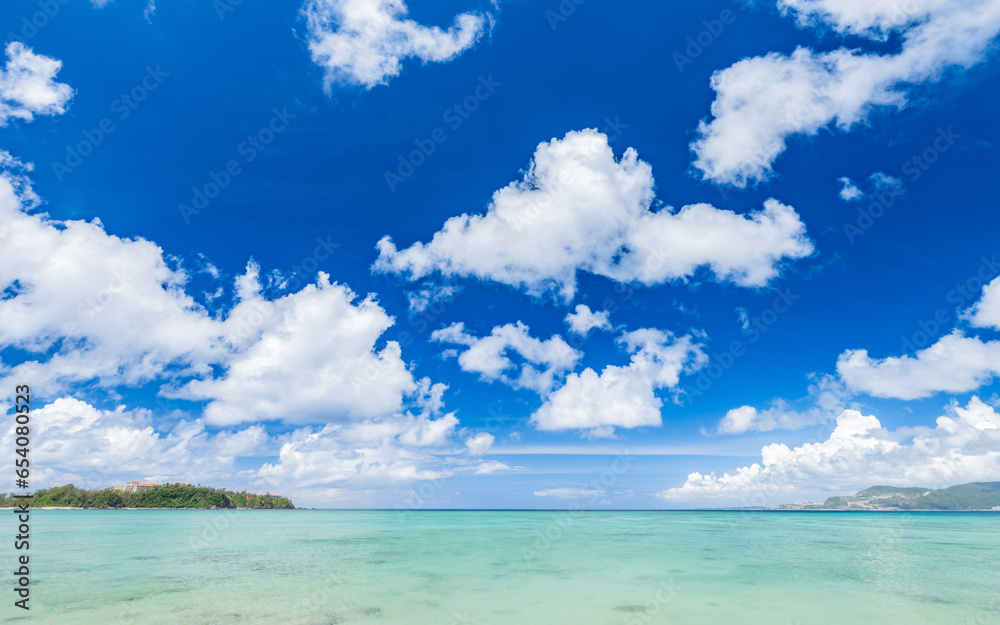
10, 510, 1000, 624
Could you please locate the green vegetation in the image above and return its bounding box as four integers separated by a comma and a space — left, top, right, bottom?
854, 485, 929, 498
0, 484, 294, 509
912, 482, 1000, 510
816, 482, 1000, 510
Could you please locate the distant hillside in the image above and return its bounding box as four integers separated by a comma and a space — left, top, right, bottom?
781, 482, 1000, 510
0, 484, 294, 510
854, 485, 929, 498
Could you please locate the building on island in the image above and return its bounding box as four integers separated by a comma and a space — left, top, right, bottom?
122, 481, 161, 494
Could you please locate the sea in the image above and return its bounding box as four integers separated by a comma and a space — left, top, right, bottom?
11, 510, 1000, 624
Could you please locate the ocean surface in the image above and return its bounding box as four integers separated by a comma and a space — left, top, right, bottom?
11, 510, 1000, 624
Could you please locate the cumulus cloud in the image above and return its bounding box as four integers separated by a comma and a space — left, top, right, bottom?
714, 401, 832, 435
0, 154, 428, 427
837, 176, 862, 201
301, 0, 490, 90
531, 329, 707, 438
0, 157, 221, 394
777, 0, 956, 39
431, 321, 581, 395
464, 432, 495, 456
1, 397, 270, 491
830, 263, 1000, 401
717, 405, 759, 435
0, 43, 74, 126
0, 91, 497, 504
837, 331, 1000, 400
564, 304, 612, 336
712, 374, 848, 435
375, 130, 813, 301
965, 276, 1000, 330
172, 267, 423, 426
4, 389, 501, 504
254, 415, 505, 501
709, 373, 848, 436
661, 397, 1000, 502
692, 0, 1000, 186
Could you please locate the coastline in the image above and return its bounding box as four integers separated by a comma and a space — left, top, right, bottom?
32, 506, 297, 510
27, 507, 1000, 512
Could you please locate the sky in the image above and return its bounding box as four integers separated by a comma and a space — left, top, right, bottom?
1, 0, 1000, 509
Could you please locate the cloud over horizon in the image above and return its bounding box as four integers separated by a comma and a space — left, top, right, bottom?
662, 397, 1000, 503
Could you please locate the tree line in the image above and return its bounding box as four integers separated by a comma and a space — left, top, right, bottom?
0, 483, 294, 509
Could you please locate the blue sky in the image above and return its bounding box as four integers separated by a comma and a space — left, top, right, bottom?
2, 0, 1000, 508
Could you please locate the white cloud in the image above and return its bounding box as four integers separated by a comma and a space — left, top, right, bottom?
714, 400, 832, 435
692, 0, 1000, 186
0, 43, 74, 126
837, 176, 862, 201
660, 397, 1000, 502
965, 276, 1000, 330
1, 397, 270, 491
564, 304, 612, 336
254, 416, 504, 498
465, 432, 494, 456
431, 321, 581, 395
830, 267, 1000, 401
531, 329, 707, 438
837, 331, 1000, 400
717, 405, 759, 434
711, 375, 848, 435
736, 306, 750, 330
406, 284, 457, 314
0, 155, 427, 427
375, 129, 813, 301
173, 268, 422, 426
777, 0, 956, 39
7, 395, 503, 505
869, 171, 902, 190
301, 0, 490, 90
0, 157, 223, 394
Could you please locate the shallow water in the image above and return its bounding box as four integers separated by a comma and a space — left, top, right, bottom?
11, 510, 1000, 624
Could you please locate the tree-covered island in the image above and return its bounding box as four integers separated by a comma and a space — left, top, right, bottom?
0, 483, 294, 509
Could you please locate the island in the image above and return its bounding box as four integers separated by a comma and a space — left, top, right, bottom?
779, 481, 1000, 511
0, 483, 294, 509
